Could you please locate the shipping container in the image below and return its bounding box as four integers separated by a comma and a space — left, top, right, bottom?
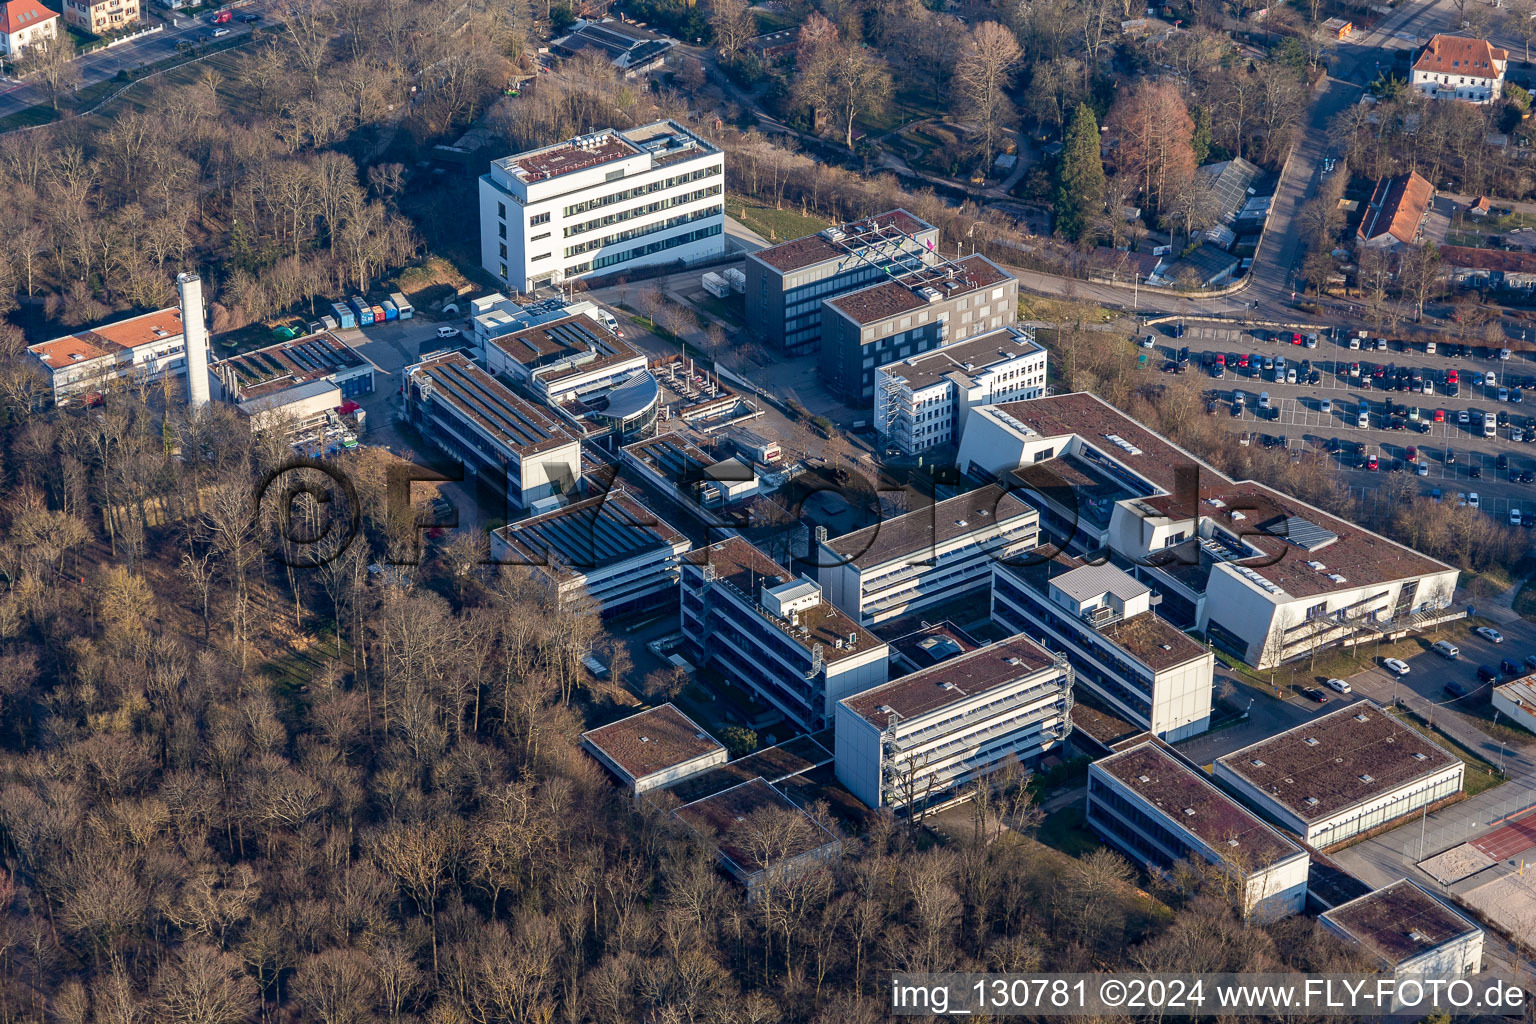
331, 303, 356, 330
723, 268, 746, 293
701, 272, 730, 299
381, 300, 399, 322
389, 292, 414, 319
370, 305, 385, 324
349, 296, 375, 326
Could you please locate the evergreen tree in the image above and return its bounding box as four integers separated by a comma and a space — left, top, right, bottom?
1055, 103, 1107, 242
1191, 104, 1213, 166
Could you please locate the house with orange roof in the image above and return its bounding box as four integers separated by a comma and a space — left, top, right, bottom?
1411, 34, 1507, 103
27, 306, 192, 404
0, 0, 59, 57
1357, 171, 1434, 249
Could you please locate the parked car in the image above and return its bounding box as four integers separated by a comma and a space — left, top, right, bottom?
1476, 626, 1504, 644
1300, 686, 1330, 703
1446, 681, 1469, 698
1325, 677, 1352, 694
1477, 665, 1498, 683
1432, 640, 1460, 659
1501, 659, 1520, 676
211, 26, 230, 35
436, 326, 460, 339
1383, 658, 1411, 676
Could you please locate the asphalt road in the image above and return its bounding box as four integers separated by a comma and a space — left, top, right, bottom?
0, 2, 268, 122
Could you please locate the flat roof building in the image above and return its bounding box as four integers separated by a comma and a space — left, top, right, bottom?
745, 210, 939, 356
480, 120, 724, 292
875, 325, 1047, 455
28, 305, 188, 404
489, 487, 690, 616
1491, 675, 1536, 737
673, 777, 841, 898
817, 485, 1040, 626
622, 432, 758, 517
992, 555, 1215, 741
581, 704, 728, 796
681, 537, 889, 732
483, 312, 659, 442
835, 634, 1072, 811
1214, 701, 1464, 848
1087, 742, 1310, 920
820, 254, 1018, 403
1320, 879, 1483, 975
403, 352, 582, 513
956, 393, 1461, 670
209, 331, 375, 433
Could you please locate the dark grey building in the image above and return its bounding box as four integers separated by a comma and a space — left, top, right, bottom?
818, 254, 1018, 402
744, 210, 939, 356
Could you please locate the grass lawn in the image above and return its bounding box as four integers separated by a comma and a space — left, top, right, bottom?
1515, 580, 1536, 622
1037, 806, 1102, 857
0, 103, 58, 133
1387, 707, 1506, 797
727, 195, 829, 243
1018, 295, 1119, 325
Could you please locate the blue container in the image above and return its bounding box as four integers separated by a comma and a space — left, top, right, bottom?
382, 300, 399, 322
331, 302, 356, 330
349, 296, 375, 326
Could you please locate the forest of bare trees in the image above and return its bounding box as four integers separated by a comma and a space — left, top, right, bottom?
0, 371, 1388, 1022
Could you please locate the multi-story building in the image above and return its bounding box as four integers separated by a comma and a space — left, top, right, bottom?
581, 704, 727, 797
1320, 879, 1483, 976
744, 210, 939, 356
488, 487, 690, 616
0, 0, 59, 56
208, 331, 374, 433
61, 0, 136, 34
816, 484, 1040, 626
992, 557, 1215, 741
621, 432, 758, 518
479, 120, 724, 292
1214, 701, 1464, 848
1411, 34, 1506, 104
680, 537, 889, 732
483, 312, 658, 442
835, 634, 1072, 812
875, 325, 1047, 455
820, 254, 1018, 403
956, 393, 1461, 669
402, 352, 582, 513
1087, 742, 1310, 921
28, 305, 189, 404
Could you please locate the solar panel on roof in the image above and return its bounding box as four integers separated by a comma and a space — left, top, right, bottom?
1270, 516, 1339, 552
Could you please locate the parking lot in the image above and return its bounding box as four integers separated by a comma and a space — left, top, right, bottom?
1154, 320, 1536, 522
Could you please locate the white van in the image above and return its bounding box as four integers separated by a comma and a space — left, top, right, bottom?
1484, 416, 1497, 438
1432, 640, 1460, 659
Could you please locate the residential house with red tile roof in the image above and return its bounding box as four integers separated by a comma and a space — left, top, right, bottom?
1357, 171, 1434, 248
0, 0, 58, 56
1411, 34, 1507, 103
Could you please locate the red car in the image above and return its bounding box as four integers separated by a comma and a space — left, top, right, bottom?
210, 8, 232, 21
1448, 369, 1459, 383
1238, 354, 1251, 368
1434, 408, 1446, 423
1290, 332, 1303, 345
1215, 353, 1226, 365
1406, 446, 1418, 463
1367, 454, 1379, 470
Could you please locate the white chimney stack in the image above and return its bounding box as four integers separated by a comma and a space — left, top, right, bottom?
177, 272, 211, 410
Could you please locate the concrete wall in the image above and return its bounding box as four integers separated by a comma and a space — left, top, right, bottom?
833, 704, 885, 809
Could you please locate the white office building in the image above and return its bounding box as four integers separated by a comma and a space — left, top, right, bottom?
1087, 742, 1310, 921
488, 488, 690, 616
28, 305, 190, 404
680, 537, 889, 732
835, 634, 1072, 811
992, 558, 1215, 741
1214, 701, 1464, 848
956, 393, 1461, 670
875, 325, 1047, 454
402, 352, 582, 513
1320, 880, 1483, 975
817, 485, 1040, 626
480, 120, 725, 292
